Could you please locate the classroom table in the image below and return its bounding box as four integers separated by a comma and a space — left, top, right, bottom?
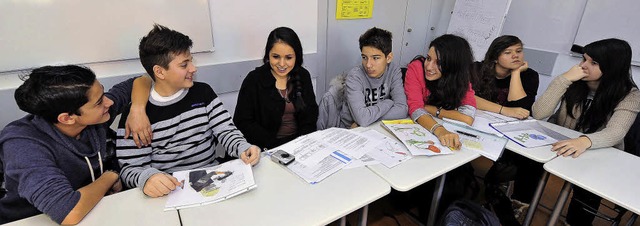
3, 188, 180, 226
494, 119, 583, 226
544, 147, 640, 226
178, 156, 391, 226
356, 122, 481, 226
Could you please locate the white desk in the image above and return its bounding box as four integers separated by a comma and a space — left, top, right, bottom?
179, 157, 390, 226
492, 119, 583, 226
544, 147, 640, 226
357, 122, 481, 226
4, 189, 180, 226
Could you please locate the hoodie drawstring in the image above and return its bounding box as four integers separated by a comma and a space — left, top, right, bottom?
84, 152, 104, 182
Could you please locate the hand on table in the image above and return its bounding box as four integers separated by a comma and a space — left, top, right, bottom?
143, 173, 182, 198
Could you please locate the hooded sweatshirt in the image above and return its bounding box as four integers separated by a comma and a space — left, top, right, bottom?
0, 77, 133, 224
340, 62, 408, 127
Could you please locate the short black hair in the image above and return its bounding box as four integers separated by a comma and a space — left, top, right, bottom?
359, 27, 393, 56
139, 24, 193, 80
15, 65, 96, 123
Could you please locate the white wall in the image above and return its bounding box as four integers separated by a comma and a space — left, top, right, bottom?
0, 0, 324, 128
501, 0, 640, 96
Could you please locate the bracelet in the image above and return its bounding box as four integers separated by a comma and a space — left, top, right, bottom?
499, 105, 504, 114
435, 107, 442, 118
429, 123, 442, 134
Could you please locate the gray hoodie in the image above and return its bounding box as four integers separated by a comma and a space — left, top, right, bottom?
340, 62, 408, 127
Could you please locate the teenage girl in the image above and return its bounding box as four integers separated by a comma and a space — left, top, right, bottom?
533, 38, 640, 225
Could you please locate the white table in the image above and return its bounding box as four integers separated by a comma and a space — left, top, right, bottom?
4, 189, 180, 226
358, 122, 481, 226
179, 157, 391, 226
493, 120, 583, 226
544, 147, 640, 226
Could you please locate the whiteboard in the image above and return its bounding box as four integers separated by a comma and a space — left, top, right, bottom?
574, 0, 640, 64
0, 0, 214, 72
447, 0, 512, 61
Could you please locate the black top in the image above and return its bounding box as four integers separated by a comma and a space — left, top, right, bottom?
233, 64, 318, 149
471, 61, 539, 111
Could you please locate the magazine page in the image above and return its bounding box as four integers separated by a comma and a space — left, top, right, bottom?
381, 120, 452, 156
164, 159, 256, 210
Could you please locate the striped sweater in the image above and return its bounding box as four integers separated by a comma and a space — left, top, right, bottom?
116, 82, 251, 189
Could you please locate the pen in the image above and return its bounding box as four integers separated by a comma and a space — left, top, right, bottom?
455, 130, 478, 138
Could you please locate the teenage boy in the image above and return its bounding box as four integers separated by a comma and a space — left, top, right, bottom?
116, 24, 260, 198
0, 65, 151, 224
340, 27, 408, 128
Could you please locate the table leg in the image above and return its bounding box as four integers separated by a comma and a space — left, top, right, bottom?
357, 205, 369, 226
427, 174, 446, 226
523, 171, 550, 226
626, 213, 638, 226
546, 181, 572, 226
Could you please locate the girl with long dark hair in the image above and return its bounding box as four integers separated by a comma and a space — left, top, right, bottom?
404, 34, 477, 149
533, 38, 640, 225
471, 35, 539, 119
473, 35, 540, 225
234, 27, 319, 149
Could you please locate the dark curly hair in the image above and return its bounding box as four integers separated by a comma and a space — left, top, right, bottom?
426, 34, 474, 110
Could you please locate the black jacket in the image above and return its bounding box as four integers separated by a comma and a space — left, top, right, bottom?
234, 64, 318, 149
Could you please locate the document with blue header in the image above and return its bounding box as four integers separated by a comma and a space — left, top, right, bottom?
271, 128, 375, 184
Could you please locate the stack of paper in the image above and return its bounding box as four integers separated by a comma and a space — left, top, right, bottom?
272, 128, 380, 184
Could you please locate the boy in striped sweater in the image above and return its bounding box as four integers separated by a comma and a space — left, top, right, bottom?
116, 24, 261, 198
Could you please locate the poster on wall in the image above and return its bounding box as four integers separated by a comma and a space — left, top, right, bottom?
447, 0, 512, 61
336, 0, 374, 20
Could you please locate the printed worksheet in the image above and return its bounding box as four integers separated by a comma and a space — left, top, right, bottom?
381, 120, 452, 156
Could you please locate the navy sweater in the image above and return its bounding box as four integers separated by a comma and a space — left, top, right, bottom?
0, 78, 134, 224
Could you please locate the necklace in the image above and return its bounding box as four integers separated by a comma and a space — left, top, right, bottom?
278, 88, 290, 103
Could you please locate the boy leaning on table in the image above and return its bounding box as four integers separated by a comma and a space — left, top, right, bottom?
116, 24, 261, 198
339, 27, 408, 128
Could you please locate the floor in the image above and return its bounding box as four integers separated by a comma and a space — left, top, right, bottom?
329, 157, 639, 226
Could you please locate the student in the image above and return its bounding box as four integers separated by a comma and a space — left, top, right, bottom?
340, 27, 408, 128
116, 24, 261, 198
471, 35, 539, 119
470, 35, 540, 225
234, 27, 318, 149
404, 34, 476, 149
0, 65, 151, 224
533, 38, 640, 225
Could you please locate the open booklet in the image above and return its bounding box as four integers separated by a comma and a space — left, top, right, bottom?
381, 119, 452, 156
489, 119, 569, 148
164, 159, 256, 211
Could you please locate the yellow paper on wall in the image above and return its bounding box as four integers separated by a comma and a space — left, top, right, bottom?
336, 0, 374, 20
